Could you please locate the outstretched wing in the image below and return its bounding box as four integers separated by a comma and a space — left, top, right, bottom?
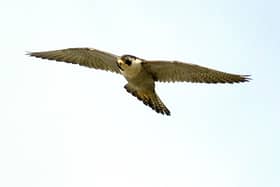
124, 84, 170, 115
143, 61, 250, 83
28, 48, 121, 73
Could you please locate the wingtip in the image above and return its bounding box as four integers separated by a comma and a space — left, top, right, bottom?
242, 75, 252, 82
25, 51, 34, 56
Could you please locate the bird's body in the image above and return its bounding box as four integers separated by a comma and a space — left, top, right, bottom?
28, 48, 250, 115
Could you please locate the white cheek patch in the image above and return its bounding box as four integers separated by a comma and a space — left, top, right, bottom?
134, 58, 142, 64
122, 61, 142, 79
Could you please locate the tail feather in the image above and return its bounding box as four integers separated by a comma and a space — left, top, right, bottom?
124, 84, 170, 115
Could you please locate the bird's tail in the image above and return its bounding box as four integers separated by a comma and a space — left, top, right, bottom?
124, 84, 170, 115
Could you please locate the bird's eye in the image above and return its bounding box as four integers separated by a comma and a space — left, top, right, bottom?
125, 59, 132, 65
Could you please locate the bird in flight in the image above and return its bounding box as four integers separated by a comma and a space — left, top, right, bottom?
28, 48, 250, 115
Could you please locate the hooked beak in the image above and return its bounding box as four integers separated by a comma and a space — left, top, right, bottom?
117, 58, 124, 71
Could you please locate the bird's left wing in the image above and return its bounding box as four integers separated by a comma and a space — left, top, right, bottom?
28, 48, 121, 73
143, 60, 250, 83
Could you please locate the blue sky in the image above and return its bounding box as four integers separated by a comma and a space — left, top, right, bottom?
0, 0, 279, 187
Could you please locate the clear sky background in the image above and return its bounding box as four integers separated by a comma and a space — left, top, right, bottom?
0, 0, 279, 187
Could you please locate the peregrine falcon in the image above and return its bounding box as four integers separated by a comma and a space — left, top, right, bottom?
28, 48, 250, 115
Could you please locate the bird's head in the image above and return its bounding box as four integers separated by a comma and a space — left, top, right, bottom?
117, 55, 143, 71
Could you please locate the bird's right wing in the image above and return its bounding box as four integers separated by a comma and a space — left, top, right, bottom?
143, 60, 250, 83
28, 48, 121, 73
